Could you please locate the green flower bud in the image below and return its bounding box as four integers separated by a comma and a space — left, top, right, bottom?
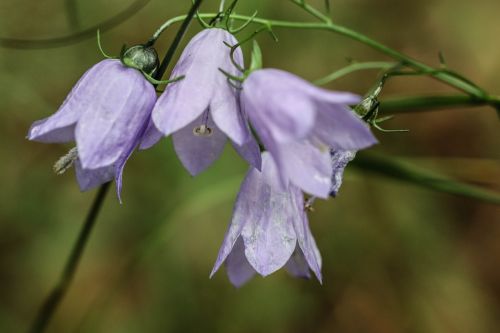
121, 45, 159, 75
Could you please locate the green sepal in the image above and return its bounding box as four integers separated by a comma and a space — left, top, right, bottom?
249, 40, 263, 72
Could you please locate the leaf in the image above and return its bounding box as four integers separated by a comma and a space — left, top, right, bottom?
352, 152, 500, 205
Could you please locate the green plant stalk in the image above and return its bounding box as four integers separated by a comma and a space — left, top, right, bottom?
379, 95, 500, 114
151, 13, 491, 100
314, 61, 397, 85
352, 153, 500, 205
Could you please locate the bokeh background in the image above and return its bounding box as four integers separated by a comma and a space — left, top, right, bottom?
1, 0, 499, 332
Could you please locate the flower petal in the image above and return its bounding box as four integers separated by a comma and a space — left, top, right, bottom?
76, 61, 156, 169
211, 165, 260, 278
231, 135, 262, 171
139, 118, 164, 150
290, 187, 322, 283
314, 103, 378, 150
285, 247, 312, 279
240, 153, 297, 276
330, 150, 357, 197
277, 141, 333, 198
172, 113, 227, 176
225, 237, 257, 287
210, 33, 249, 146
243, 69, 316, 144
152, 28, 241, 137
74, 159, 115, 192
309, 86, 361, 105
27, 60, 113, 143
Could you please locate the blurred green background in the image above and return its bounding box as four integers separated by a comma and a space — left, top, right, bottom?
1, 0, 499, 332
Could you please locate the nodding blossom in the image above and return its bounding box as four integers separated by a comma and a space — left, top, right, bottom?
141, 28, 261, 175
211, 153, 322, 287
27, 54, 157, 196
241, 69, 378, 198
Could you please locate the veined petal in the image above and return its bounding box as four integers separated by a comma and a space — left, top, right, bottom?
27, 60, 113, 143
330, 150, 357, 197
152, 28, 241, 137
74, 159, 114, 192
290, 187, 322, 283
211, 163, 264, 278
76, 61, 156, 169
243, 69, 316, 144
278, 141, 333, 198
314, 103, 378, 150
210, 32, 249, 146
240, 153, 297, 276
225, 237, 257, 287
172, 113, 227, 176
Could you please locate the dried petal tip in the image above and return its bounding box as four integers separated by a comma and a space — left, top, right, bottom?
121, 45, 159, 74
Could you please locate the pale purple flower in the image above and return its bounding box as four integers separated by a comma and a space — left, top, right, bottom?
27, 59, 156, 195
241, 69, 377, 198
141, 28, 261, 175
211, 152, 322, 287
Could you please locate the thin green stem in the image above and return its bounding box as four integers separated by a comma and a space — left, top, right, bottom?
291, 0, 332, 23
29, 183, 111, 333
379, 95, 500, 114
314, 61, 397, 85
151, 13, 491, 100
155, 0, 203, 80
353, 152, 500, 205
219, 0, 226, 12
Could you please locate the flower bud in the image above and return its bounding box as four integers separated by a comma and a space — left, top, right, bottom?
121, 45, 159, 74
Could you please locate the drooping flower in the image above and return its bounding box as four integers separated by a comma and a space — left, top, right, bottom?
241, 69, 377, 198
141, 28, 261, 175
211, 153, 322, 287
27, 53, 157, 195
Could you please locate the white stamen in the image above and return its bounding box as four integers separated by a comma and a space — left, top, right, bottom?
193, 124, 213, 137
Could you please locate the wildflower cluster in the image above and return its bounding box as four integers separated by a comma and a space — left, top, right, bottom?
28, 3, 386, 287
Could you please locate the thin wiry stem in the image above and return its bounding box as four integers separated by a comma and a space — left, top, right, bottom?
28, 1, 204, 332
29, 183, 111, 333
219, 0, 226, 12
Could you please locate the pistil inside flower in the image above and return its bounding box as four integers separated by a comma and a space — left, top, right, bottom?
193, 124, 213, 137
193, 110, 214, 137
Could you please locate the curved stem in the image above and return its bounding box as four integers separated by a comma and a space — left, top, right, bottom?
151, 13, 491, 100
314, 61, 397, 85
29, 183, 111, 333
